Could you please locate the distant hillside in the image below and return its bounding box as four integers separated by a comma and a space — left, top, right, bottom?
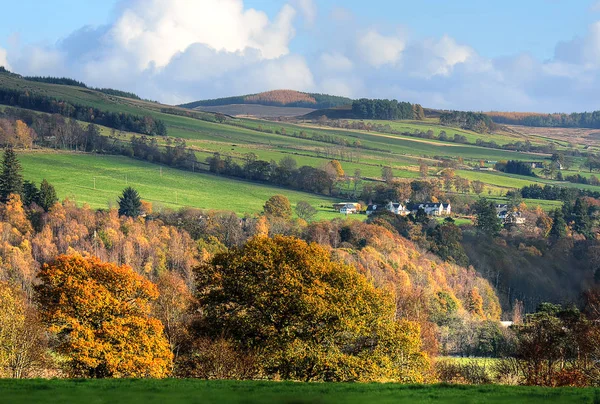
195, 104, 316, 118
485, 110, 600, 129
302, 105, 355, 120
180, 90, 352, 109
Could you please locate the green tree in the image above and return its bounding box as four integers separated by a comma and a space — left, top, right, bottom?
571, 198, 593, 238
474, 198, 502, 237
38, 179, 58, 212
22, 180, 40, 206
549, 208, 567, 240
428, 219, 469, 266
295, 201, 317, 222
118, 186, 142, 217
263, 195, 292, 219
0, 147, 23, 202
194, 236, 430, 382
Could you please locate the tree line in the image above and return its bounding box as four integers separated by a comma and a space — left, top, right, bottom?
0, 87, 166, 136
351, 98, 424, 120
439, 111, 497, 133
488, 110, 600, 129
206, 153, 346, 195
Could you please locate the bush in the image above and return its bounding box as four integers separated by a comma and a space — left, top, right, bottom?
435, 359, 492, 385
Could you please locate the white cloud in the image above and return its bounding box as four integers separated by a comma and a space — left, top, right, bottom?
0, 48, 10, 70
104, 0, 296, 71
357, 30, 405, 67
319, 52, 353, 72
7, 2, 600, 112
294, 0, 317, 25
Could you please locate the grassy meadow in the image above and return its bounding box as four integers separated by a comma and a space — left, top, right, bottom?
1, 379, 598, 404
5, 73, 600, 213
18, 151, 343, 220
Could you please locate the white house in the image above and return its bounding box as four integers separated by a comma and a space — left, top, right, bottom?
410, 202, 451, 216
339, 203, 358, 215
334, 202, 360, 214
496, 204, 525, 224
386, 202, 410, 216
366, 202, 409, 216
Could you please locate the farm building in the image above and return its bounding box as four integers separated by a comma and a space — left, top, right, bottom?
408, 202, 451, 216
334, 202, 361, 214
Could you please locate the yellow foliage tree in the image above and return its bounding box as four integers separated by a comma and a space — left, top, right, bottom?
14, 120, 33, 149
0, 282, 47, 378
35, 254, 173, 378
195, 235, 430, 382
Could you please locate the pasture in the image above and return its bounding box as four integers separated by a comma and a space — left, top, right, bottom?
18, 151, 341, 220
0, 379, 597, 404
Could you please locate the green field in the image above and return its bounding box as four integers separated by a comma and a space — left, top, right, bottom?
4, 72, 600, 212
0, 380, 597, 404
18, 151, 342, 220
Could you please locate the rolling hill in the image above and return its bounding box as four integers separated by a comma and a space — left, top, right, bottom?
180, 89, 352, 111
2, 68, 600, 220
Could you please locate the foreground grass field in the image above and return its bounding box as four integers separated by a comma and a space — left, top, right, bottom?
18, 151, 342, 220
1, 380, 598, 404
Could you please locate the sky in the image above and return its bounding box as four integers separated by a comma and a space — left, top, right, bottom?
1, 0, 600, 112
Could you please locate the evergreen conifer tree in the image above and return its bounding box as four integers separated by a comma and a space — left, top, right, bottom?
39, 179, 58, 212
118, 187, 142, 217
0, 147, 23, 202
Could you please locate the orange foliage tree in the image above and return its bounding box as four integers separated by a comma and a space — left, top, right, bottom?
35, 254, 172, 378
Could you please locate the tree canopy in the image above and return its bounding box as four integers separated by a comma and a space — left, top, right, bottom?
194, 235, 430, 382
35, 254, 172, 378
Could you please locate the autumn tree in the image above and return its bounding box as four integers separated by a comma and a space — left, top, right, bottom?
0, 147, 23, 202
419, 162, 429, 178
382, 166, 394, 183
35, 254, 173, 378
327, 160, 344, 178
295, 201, 317, 222
194, 236, 430, 382
118, 186, 142, 217
263, 195, 292, 219
472, 180, 485, 195
14, 120, 33, 149
153, 272, 194, 360
0, 282, 48, 378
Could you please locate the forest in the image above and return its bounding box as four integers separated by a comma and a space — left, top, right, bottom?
0, 86, 166, 136
180, 90, 352, 109
350, 98, 424, 120
439, 111, 497, 133
487, 110, 600, 129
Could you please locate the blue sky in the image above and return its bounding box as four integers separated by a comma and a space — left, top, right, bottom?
1, 0, 600, 111
1, 0, 594, 59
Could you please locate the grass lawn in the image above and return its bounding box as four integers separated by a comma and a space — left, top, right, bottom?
0, 379, 598, 404
18, 151, 343, 220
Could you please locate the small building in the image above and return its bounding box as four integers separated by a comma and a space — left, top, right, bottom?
409, 202, 451, 216
496, 205, 525, 224
386, 201, 410, 216
523, 161, 545, 169
366, 202, 409, 216
334, 202, 360, 214
366, 204, 379, 216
